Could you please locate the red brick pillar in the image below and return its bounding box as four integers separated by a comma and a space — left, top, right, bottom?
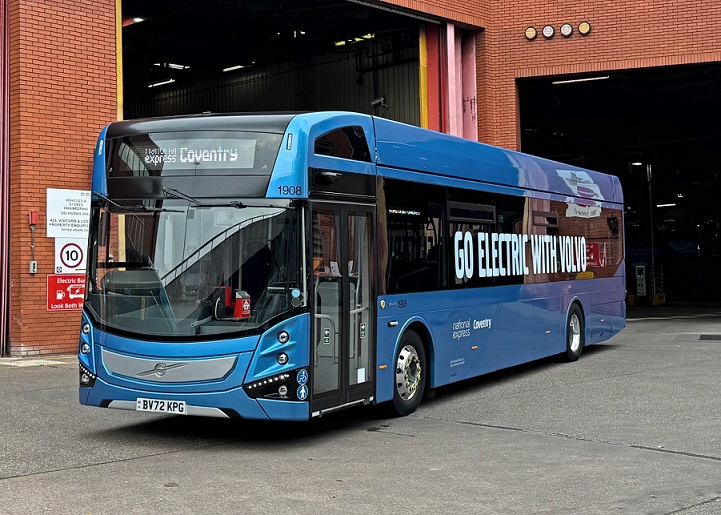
8, 0, 117, 355
0, 0, 9, 355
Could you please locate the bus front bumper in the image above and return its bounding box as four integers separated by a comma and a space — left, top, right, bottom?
79, 378, 310, 421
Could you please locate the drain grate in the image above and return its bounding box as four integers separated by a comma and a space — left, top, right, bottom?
699, 335, 721, 340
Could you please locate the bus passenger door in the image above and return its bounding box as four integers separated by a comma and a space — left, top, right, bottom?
310, 204, 375, 414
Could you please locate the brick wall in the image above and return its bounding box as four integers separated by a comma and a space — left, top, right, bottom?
475, 1, 721, 150
385, 0, 489, 27
8, 0, 116, 355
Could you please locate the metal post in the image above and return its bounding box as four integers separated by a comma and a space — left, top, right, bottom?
647, 164, 656, 296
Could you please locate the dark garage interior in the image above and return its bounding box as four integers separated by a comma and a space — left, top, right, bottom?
519, 63, 721, 301
121, 1, 721, 303
120, 0, 424, 123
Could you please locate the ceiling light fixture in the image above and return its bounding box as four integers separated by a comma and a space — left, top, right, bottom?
223, 63, 254, 72
656, 203, 676, 208
148, 78, 176, 88
122, 16, 146, 27
552, 76, 610, 85
334, 33, 374, 47
154, 63, 190, 70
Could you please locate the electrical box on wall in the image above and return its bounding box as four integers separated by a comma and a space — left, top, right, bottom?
29, 211, 39, 225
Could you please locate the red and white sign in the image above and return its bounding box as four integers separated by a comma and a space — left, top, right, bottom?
47, 274, 86, 311
54, 238, 87, 274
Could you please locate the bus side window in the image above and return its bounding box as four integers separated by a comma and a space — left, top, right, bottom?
314, 126, 371, 162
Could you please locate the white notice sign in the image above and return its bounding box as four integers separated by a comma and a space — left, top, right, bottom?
47, 189, 91, 238
55, 238, 87, 274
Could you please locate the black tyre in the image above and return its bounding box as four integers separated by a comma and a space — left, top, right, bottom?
564, 303, 584, 362
391, 330, 427, 416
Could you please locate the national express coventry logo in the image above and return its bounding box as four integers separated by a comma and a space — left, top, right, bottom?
453, 231, 587, 280
143, 146, 240, 165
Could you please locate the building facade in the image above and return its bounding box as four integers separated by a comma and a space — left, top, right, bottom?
1, 0, 720, 355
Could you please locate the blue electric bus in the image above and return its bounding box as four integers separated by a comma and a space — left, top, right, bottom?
79, 111, 625, 420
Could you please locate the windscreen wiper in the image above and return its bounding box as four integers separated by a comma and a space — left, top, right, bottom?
163, 187, 200, 205
92, 191, 123, 208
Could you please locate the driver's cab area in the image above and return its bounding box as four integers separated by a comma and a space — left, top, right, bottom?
86, 199, 303, 340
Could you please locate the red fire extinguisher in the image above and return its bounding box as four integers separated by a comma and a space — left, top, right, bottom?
233, 290, 251, 319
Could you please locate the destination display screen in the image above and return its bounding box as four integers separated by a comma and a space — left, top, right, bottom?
108, 131, 283, 177
142, 139, 256, 169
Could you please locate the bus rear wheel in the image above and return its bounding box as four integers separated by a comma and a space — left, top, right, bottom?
564, 303, 584, 362
391, 330, 427, 416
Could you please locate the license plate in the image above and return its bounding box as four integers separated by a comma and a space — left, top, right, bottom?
136, 398, 187, 415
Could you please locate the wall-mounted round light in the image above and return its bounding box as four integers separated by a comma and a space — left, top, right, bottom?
542, 25, 555, 39
560, 23, 573, 37
524, 27, 538, 41
578, 21, 592, 36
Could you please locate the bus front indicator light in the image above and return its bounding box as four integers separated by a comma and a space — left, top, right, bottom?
79, 363, 96, 387
81, 343, 91, 354
277, 353, 289, 365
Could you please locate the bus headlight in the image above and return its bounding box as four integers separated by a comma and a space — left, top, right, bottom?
81, 323, 91, 335
79, 363, 96, 387
277, 331, 290, 344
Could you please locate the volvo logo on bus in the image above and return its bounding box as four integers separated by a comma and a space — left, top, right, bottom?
136, 362, 187, 378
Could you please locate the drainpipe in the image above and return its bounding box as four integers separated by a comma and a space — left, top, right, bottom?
0, 0, 9, 355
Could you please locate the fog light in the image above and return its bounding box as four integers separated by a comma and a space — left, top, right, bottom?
81, 343, 91, 354
80, 373, 90, 385
277, 331, 290, 344
277, 353, 289, 365
82, 323, 91, 335
278, 385, 288, 396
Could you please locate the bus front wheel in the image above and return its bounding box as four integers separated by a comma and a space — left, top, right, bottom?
391, 330, 427, 416
564, 304, 584, 362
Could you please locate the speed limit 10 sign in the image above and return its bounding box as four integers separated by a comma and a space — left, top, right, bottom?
55, 238, 87, 274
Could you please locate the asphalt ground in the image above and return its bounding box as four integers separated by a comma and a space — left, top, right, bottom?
0, 303, 719, 514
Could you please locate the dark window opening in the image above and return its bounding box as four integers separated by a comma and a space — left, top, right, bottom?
314, 126, 371, 162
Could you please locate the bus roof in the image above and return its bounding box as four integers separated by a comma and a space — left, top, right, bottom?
105, 112, 297, 138
101, 111, 622, 204
372, 116, 623, 204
